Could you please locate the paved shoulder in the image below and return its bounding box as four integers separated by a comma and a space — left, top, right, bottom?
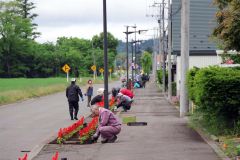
33, 80, 220, 160
0, 81, 120, 160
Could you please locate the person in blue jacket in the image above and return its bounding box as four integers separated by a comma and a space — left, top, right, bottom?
85, 79, 93, 107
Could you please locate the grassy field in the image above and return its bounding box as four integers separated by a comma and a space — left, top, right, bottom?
0, 77, 107, 106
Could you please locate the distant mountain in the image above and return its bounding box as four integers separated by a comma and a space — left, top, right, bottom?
117, 39, 154, 54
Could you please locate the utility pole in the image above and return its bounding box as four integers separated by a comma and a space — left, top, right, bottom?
153, 29, 156, 80
146, 3, 161, 81
131, 40, 134, 83
180, 0, 189, 117
134, 25, 137, 79
168, 0, 172, 100
151, 28, 158, 81
126, 26, 129, 89
103, 0, 109, 109
124, 27, 134, 89
149, 1, 166, 91
162, 0, 166, 93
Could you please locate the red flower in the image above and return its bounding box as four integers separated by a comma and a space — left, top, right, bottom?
226, 59, 234, 64
52, 151, 59, 160
18, 153, 28, 160
58, 128, 63, 138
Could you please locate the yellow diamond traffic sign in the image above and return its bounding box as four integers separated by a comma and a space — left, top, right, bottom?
99, 68, 104, 73
91, 65, 96, 71
62, 64, 71, 73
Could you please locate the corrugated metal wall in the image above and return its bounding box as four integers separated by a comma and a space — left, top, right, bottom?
172, 0, 217, 54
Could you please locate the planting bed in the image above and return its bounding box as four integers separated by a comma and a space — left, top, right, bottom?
50, 116, 97, 145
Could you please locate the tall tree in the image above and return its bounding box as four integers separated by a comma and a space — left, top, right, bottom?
141, 51, 152, 75
0, 1, 33, 77
16, 0, 40, 39
92, 32, 118, 55
213, 0, 240, 51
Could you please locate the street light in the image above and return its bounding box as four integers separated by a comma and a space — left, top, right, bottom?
131, 40, 134, 83
123, 26, 134, 89
134, 39, 143, 71
131, 28, 148, 79
131, 29, 147, 76
103, 0, 108, 109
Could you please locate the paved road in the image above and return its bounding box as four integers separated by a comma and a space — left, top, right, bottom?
33, 79, 220, 160
0, 81, 121, 160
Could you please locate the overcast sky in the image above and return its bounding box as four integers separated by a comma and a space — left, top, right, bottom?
32, 0, 158, 43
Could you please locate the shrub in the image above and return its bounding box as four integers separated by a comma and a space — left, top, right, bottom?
156, 69, 168, 85
187, 67, 200, 101
187, 66, 240, 135
172, 82, 177, 96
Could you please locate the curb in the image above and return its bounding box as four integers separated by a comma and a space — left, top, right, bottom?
28, 109, 119, 160
161, 92, 230, 160
29, 113, 92, 160
28, 132, 57, 160
194, 127, 231, 160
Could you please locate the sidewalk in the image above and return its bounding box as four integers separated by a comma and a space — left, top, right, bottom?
33, 80, 220, 160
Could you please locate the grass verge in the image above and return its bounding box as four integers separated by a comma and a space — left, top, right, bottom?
0, 77, 117, 106
189, 112, 240, 159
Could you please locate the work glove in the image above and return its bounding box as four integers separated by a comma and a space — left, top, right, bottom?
91, 133, 99, 142
113, 106, 118, 112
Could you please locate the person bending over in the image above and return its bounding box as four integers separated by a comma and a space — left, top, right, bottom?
91, 105, 121, 143
116, 93, 133, 112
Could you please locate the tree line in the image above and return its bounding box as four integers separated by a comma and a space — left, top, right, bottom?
0, 0, 118, 78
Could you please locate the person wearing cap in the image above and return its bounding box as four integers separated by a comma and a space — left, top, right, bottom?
111, 87, 121, 99
91, 105, 121, 143
116, 93, 133, 112
66, 78, 84, 120
90, 88, 104, 106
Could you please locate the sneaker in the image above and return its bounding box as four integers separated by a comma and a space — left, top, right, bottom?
101, 138, 108, 144
74, 117, 78, 120
71, 118, 74, 120
108, 135, 117, 143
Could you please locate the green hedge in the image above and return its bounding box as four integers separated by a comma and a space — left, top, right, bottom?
157, 70, 176, 95
157, 69, 168, 85
187, 67, 200, 101
172, 82, 176, 96
187, 66, 240, 135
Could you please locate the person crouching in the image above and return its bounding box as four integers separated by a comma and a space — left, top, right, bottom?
91, 105, 121, 143
116, 93, 133, 112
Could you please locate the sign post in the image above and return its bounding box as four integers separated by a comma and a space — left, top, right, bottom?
109, 68, 112, 80
99, 68, 104, 79
91, 65, 97, 80
62, 64, 71, 82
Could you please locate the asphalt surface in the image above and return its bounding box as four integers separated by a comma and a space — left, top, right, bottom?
32, 80, 220, 160
0, 81, 121, 160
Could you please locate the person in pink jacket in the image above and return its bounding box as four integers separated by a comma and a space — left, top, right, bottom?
91, 105, 121, 143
